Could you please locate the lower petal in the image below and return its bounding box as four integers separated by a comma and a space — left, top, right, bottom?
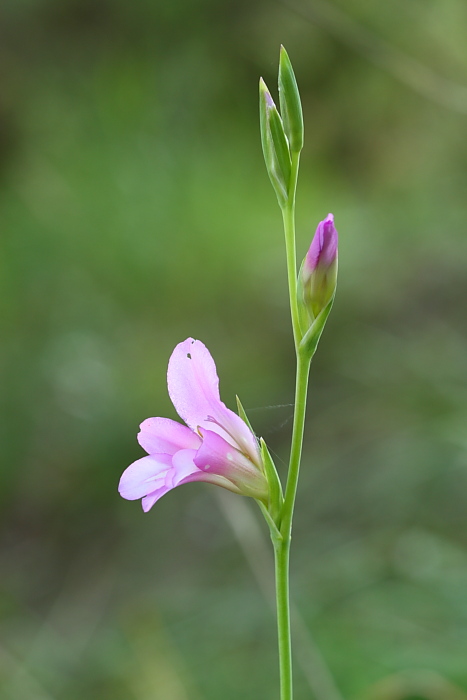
193, 430, 268, 500
169, 448, 200, 487
118, 454, 172, 500
172, 448, 245, 494
142, 487, 169, 512
137, 451, 204, 511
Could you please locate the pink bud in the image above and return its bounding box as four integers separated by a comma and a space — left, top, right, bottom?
304, 214, 338, 274
300, 214, 338, 319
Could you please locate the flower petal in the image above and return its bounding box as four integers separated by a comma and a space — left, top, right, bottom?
193, 429, 268, 500
172, 448, 244, 494
167, 338, 220, 430
167, 338, 261, 465
139, 451, 203, 512
118, 454, 172, 500
138, 417, 201, 456
305, 214, 337, 273
142, 487, 168, 512
168, 448, 200, 487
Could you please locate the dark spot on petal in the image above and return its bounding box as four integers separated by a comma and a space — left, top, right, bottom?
187, 353, 192, 359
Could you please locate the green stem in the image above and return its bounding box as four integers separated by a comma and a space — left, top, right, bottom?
274, 351, 311, 700
274, 148, 312, 700
281, 349, 311, 539
282, 151, 301, 348
274, 537, 292, 700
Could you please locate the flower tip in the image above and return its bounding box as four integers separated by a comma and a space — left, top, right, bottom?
303, 213, 338, 275
259, 79, 275, 109
323, 215, 338, 252
142, 496, 155, 513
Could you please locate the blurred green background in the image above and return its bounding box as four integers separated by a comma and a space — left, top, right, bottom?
1, 1, 467, 698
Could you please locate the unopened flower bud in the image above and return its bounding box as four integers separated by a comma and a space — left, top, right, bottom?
259, 78, 291, 208
299, 214, 338, 320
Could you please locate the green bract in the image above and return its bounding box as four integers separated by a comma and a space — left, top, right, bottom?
237, 395, 284, 526
259, 78, 291, 208
278, 46, 304, 153
299, 295, 335, 358
260, 437, 284, 524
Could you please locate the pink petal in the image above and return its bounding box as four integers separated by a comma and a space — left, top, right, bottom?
305, 214, 337, 274
167, 339, 261, 466
139, 451, 205, 512
172, 448, 244, 493
167, 339, 219, 430
168, 448, 200, 487
138, 417, 201, 456
118, 454, 172, 500
193, 430, 268, 500
142, 487, 168, 512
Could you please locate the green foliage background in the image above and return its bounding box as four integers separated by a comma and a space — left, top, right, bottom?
1, 1, 467, 698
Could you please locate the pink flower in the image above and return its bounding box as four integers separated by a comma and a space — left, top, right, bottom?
119, 338, 268, 512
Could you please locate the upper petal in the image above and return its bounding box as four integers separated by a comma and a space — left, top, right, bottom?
167, 338, 220, 431
118, 454, 172, 500
167, 338, 261, 465
138, 417, 201, 456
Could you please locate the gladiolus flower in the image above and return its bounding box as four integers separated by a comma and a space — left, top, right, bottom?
300, 213, 338, 319
118, 338, 269, 512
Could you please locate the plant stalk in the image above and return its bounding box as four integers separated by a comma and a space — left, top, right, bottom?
281, 151, 301, 348
274, 148, 312, 700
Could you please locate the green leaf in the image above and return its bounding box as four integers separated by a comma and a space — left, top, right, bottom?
278, 46, 304, 153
